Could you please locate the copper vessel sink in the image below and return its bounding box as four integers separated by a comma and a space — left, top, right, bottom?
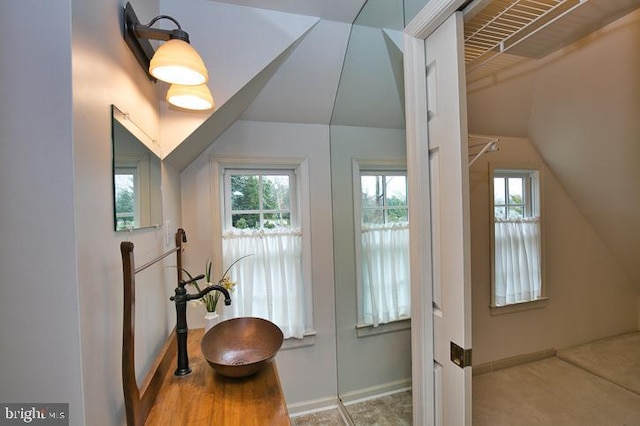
201, 317, 284, 378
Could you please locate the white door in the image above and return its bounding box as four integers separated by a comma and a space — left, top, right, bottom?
406, 10, 471, 426
426, 12, 472, 426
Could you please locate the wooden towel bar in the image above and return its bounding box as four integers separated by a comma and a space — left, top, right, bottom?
120, 229, 186, 426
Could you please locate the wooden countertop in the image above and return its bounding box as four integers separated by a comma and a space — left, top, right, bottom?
145, 328, 290, 426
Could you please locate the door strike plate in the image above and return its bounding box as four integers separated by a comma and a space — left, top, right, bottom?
450, 341, 472, 369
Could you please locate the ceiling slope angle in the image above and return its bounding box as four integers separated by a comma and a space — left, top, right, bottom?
331, 24, 405, 129
240, 19, 352, 125
206, 0, 368, 23
158, 0, 320, 157
163, 26, 316, 170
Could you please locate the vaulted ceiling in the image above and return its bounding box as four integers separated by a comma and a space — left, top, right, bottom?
159, 0, 408, 169
152, 0, 640, 287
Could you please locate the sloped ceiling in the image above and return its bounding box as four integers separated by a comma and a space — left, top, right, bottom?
239, 19, 351, 124
209, 0, 366, 23
466, 7, 640, 289
330, 0, 405, 129
159, 0, 407, 169
157, 0, 329, 168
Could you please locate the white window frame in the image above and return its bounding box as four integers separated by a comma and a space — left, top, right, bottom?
223, 169, 297, 230
114, 154, 148, 230
211, 156, 315, 338
353, 159, 410, 332
489, 163, 547, 313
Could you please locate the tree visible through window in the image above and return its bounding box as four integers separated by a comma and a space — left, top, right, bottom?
221, 169, 306, 339
229, 174, 291, 230
114, 169, 136, 231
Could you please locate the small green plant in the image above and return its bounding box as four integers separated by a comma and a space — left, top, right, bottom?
182, 255, 251, 312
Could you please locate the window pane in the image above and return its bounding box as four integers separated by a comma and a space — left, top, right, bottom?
115, 174, 135, 215
232, 213, 260, 229
361, 176, 383, 208
263, 175, 290, 211
363, 208, 383, 225
115, 173, 135, 231
387, 208, 408, 223
492, 168, 542, 306
264, 212, 291, 229
508, 177, 523, 206
385, 176, 407, 206
494, 177, 505, 205
508, 206, 523, 219
231, 175, 259, 210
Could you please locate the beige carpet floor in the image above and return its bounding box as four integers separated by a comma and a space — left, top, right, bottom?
294, 333, 640, 425
473, 357, 640, 426
557, 331, 640, 396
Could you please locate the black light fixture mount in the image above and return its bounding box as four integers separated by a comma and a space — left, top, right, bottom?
124, 3, 182, 82
123, 2, 198, 82
122, 2, 213, 110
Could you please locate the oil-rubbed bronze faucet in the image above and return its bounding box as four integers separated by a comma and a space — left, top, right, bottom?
170, 275, 231, 376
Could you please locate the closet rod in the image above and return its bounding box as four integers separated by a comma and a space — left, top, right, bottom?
468, 135, 499, 167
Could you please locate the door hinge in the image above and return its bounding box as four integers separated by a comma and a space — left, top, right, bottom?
450, 341, 472, 369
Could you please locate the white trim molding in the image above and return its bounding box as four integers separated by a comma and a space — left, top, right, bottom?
403, 1, 469, 425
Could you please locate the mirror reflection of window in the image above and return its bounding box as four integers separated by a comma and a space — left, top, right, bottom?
111, 105, 162, 231
359, 171, 410, 327
114, 169, 138, 231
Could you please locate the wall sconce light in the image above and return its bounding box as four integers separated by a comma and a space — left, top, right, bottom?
123, 2, 214, 110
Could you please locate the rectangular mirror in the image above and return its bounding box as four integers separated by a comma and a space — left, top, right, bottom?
111, 105, 162, 231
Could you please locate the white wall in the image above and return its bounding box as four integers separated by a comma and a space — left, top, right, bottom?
470, 137, 638, 365
180, 120, 338, 406
0, 0, 84, 421
1, 0, 187, 422
467, 9, 640, 290
72, 0, 183, 424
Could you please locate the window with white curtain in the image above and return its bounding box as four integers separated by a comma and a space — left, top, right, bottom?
491, 167, 544, 307
218, 166, 311, 339
358, 169, 410, 327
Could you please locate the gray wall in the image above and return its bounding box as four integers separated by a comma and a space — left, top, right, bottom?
331, 125, 411, 398
180, 119, 338, 408
0, 0, 83, 421
1, 0, 184, 424
74, 0, 183, 423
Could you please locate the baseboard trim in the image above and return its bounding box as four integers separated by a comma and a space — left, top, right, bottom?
287, 396, 342, 417
339, 379, 412, 404
473, 348, 557, 376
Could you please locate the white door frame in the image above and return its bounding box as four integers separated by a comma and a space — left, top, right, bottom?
403, 1, 469, 425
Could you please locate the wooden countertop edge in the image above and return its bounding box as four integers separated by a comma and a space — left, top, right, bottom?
144, 328, 290, 425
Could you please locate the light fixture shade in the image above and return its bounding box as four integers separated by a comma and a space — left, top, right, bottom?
150, 39, 209, 86
166, 83, 214, 111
